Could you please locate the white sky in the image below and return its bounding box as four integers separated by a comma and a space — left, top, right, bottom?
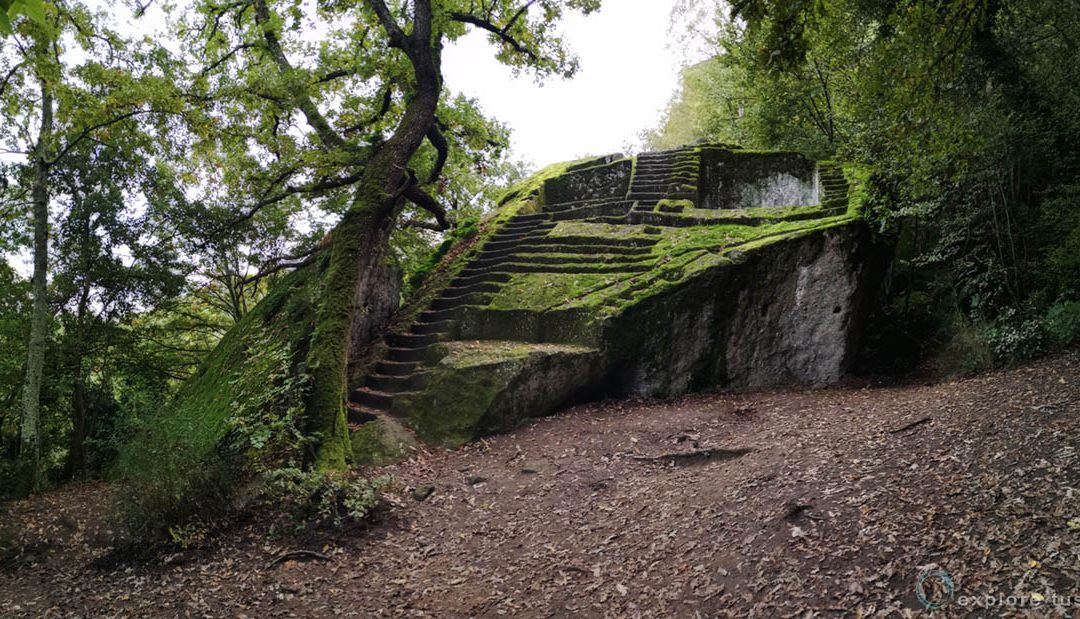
444, 0, 690, 168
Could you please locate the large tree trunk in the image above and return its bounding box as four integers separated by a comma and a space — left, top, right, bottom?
302, 14, 443, 468
19, 75, 53, 494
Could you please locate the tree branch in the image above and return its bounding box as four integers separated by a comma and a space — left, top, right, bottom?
404, 183, 451, 230
425, 123, 448, 184
228, 170, 365, 229
401, 217, 447, 231
252, 0, 347, 150
366, 0, 407, 49
0, 60, 26, 100
200, 41, 257, 75
449, 11, 539, 62
234, 250, 323, 286
342, 86, 394, 136
48, 109, 169, 167
502, 0, 537, 34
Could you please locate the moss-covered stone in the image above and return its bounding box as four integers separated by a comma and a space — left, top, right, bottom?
349, 417, 417, 467
370, 144, 878, 460
393, 341, 601, 446
544, 157, 633, 205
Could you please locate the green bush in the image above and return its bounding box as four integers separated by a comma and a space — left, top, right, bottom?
262, 468, 392, 530
979, 307, 1048, 365
1046, 301, 1080, 347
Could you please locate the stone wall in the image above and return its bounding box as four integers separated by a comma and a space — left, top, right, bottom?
699, 149, 818, 210
543, 159, 633, 205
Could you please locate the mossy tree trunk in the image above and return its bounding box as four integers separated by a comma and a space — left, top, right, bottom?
18, 62, 52, 494
302, 0, 444, 469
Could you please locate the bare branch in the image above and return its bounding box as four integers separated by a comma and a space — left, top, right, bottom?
0, 60, 26, 100
234, 249, 323, 286
502, 0, 538, 34
228, 170, 365, 229
401, 218, 447, 231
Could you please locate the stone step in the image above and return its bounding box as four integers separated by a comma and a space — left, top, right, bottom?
513, 212, 551, 223
503, 218, 555, 229
385, 346, 429, 363
366, 373, 413, 393
495, 261, 653, 274
635, 171, 692, 179
410, 319, 453, 335
507, 253, 651, 266
346, 404, 380, 425
349, 387, 394, 411
525, 234, 658, 248
492, 224, 552, 237
483, 234, 544, 248
450, 271, 511, 287
478, 243, 651, 263
438, 282, 502, 298
630, 182, 671, 191
430, 292, 493, 311
488, 230, 541, 243
511, 242, 652, 256
585, 215, 631, 225
419, 308, 455, 323
377, 360, 420, 376
387, 332, 442, 348
544, 197, 620, 211
550, 202, 633, 222
499, 222, 545, 234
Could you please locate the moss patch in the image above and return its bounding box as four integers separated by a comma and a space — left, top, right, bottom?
394, 341, 600, 446
349, 417, 417, 467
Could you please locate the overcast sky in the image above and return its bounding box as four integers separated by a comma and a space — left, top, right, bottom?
444, 0, 696, 168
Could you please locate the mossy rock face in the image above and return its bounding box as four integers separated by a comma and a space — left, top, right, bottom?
602, 225, 876, 397
349, 416, 417, 467
393, 341, 602, 447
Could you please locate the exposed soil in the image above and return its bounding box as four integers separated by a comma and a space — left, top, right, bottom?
2, 351, 1079, 617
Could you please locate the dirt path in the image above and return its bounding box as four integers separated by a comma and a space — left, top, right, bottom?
2, 352, 1079, 617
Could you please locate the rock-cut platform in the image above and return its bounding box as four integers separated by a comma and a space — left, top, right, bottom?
346, 144, 875, 455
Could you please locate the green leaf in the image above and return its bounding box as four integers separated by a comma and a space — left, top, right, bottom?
0, 11, 10, 36
20, 0, 46, 24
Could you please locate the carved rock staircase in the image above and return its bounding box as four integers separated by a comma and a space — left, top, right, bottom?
347, 148, 850, 427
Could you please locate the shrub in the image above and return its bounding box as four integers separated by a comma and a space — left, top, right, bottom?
1046, 301, 1080, 347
